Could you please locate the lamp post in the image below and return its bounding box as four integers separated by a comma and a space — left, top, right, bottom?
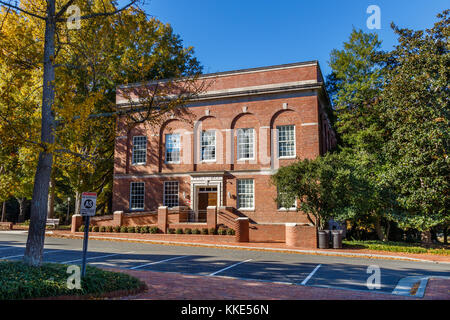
66, 197, 71, 224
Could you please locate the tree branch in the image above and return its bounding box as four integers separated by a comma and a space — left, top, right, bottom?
0, 1, 46, 20
55, 0, 138, 22
55, 0, 75, 19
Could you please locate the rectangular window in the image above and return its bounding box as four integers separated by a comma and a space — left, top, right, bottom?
132, 136, 147, 165
237, 128, 255, 160
201, 130, 216, 161
130, 182, 145, 210
237, 179, 254, 209
165, 133, 181, 163
164, 181, 179, 208
277, 125, 295, 158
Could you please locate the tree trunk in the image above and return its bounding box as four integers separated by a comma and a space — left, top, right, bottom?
443, 226, 448, 245
1, 201, 6, 222
75, 190, 81, 215
17, 198, 26, 223
375, 216, 386, 241
421, 230, 432, 245
23, 1, 56, 267
47, 173, 55, 219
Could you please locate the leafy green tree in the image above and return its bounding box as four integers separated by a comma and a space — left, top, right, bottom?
379, 10, 449, 241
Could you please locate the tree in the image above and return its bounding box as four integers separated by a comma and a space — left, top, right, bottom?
272, 153, 368, 230
379, 10, 450, 241
0, 0, 203, 266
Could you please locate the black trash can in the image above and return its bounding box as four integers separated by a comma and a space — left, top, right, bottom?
318, 230, 330, 249
331, 230, 343, 249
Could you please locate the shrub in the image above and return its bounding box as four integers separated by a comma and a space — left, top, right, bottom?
106, 226, 113, 233
120, 226, 127, 233
176, 228, 183, 234
140, 226, 150, 233
135, 226, 141, 233
218, 228, 227, 235
185, 228, 192, 234
201, 228, 208, 235
88, 225, 93, 232
99, 226, 106, 233
0, 261, 145, 300
209, 228, 217, 235
168, 228, 175, 234
113, 226, 120, 233
149, 226, 159, 234
226, 229, 235, 235
192, 229, 200, 235
127, 226, 135, 233
78, 225, 85, 232
92, 226, 99, 232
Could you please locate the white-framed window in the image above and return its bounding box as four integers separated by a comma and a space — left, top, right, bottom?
237, 179, 254, 210
237, 128, 255, 160
201, 130, 216, 161
277, 189, 297, 211
132, 136, 147, 165
130, 182, 145, 210
163, 181, 179, 208
165, 133, 181, 163
277, 125, 295, 158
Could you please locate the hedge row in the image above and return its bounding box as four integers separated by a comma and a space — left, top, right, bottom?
78, 225, 236, 235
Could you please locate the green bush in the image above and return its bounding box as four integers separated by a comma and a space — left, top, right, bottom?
140, 226, 150, 233
218, 228, 227, 235
78, 225, 85, 232
0, 261, 145, 300
99, 226, 106, 233
201, 228, 208, 235
92, 226, 99, 232
209, 228, 217, 235
168, 228, 175, 234
149, 226, 159, 234
343, 240, 449, 255
89, 226, 93, 232
127, 226, 135, 233
226, 229, 235, 236
113, 226, 120, 233
120, 226, 127, 233
176, 228, 183, 234
106, 226, 113, 233
192, 229, 200, 235
135, 226, 141, 233
185, 228, 192, 234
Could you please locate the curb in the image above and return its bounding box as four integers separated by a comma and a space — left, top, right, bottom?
45, 232, 450, 265
392, 276, 450, 298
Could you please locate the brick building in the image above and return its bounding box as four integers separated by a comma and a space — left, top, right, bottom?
111, 61, 336, 236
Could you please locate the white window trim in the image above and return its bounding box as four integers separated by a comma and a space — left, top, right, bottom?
163, 181, 179, 208
276, 125, 296, 159
129, 182, 145, 211
164, 133, 181, 164
236, 128, 256, 161
237, 179, 255, 210
201, 130, 216, 162
131, 136, 147, 165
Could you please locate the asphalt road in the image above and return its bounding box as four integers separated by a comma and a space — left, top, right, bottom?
1, 231, 449, 296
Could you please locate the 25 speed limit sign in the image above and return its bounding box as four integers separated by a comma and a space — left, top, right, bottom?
80, 192, 97, 216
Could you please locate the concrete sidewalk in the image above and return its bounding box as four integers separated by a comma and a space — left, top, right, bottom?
108, 268, 449, 300
45, 230, 450, 264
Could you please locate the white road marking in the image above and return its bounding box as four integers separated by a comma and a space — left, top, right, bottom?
301, 264, 322, 285
208, 259, 253, 276
59, 252, 134, 264
130, 255, 190, 270
0, 249, 65, 260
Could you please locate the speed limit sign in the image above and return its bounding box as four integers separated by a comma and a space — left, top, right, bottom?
80, 192, 97, 216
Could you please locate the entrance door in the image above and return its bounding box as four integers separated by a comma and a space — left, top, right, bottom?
197, 187, 217, 222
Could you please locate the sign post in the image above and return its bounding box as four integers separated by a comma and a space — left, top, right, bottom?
80, 192, 97, 277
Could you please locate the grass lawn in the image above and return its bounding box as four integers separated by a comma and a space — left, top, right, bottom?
0, 261, 146, 300
343, 240, 449, 255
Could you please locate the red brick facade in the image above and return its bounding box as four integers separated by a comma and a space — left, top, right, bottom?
112, 61, 336, 245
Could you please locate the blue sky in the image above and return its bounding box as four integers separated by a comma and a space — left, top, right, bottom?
142, 0, 448, 77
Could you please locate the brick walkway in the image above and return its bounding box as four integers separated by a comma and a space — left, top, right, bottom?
46, 230, 450, 264
107, 268, 419, 300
